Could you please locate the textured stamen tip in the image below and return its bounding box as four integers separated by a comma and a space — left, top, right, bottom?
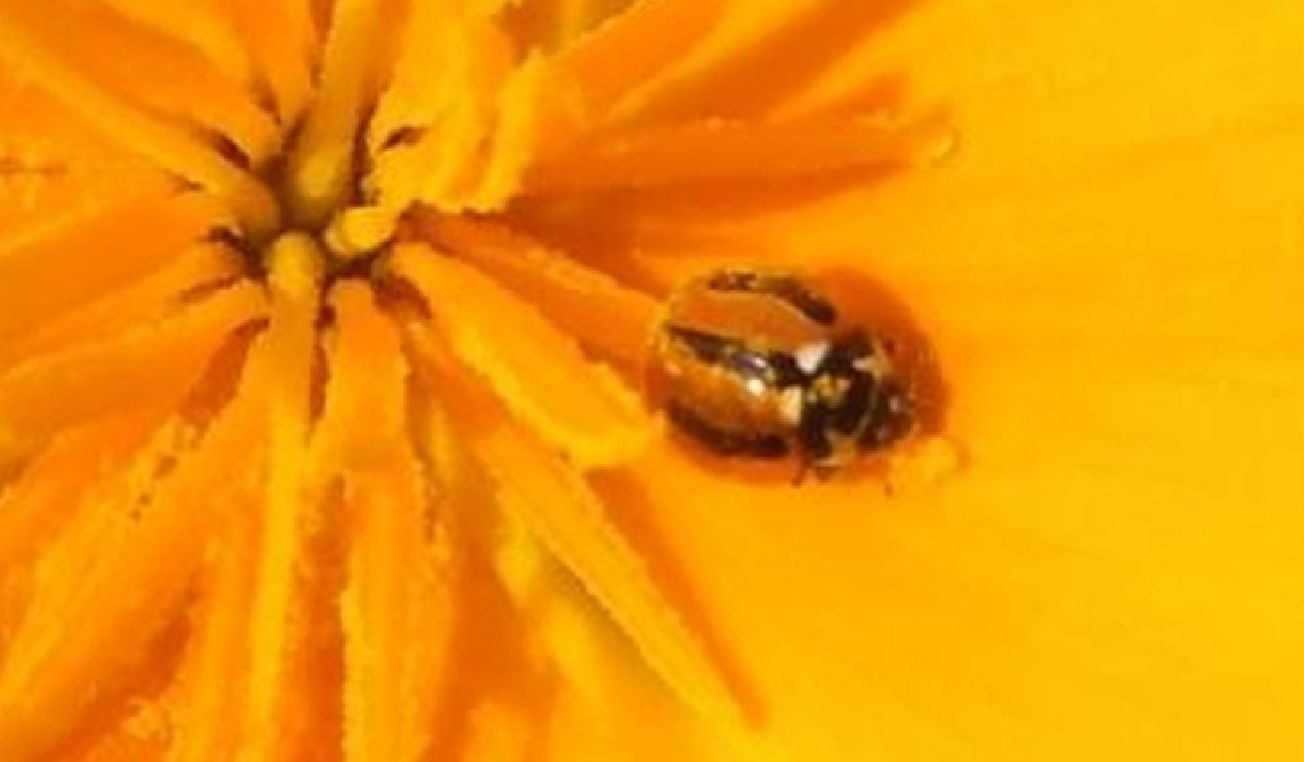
325, 205, 401, 258
284, 145, 354, 231
265, 232, 326, 297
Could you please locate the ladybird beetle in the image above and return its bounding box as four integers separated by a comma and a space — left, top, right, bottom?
648, 268, 914, 479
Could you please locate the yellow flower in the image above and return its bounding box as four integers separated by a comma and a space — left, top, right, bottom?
0, 2, 1301, 762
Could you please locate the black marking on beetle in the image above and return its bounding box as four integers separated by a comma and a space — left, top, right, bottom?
665, 325, 807, 388
827, 373, 873, 435
796, 399, 833, 462
664, 325, 732, 365
858, 379, 913, 449
666, 400, 790, 458
703, 270, 839, 326
813, 331, 876, 435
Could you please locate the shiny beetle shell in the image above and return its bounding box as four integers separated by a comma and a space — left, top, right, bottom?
648, 268, 914, 478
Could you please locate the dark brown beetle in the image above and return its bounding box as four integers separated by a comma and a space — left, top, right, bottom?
648, 268, 914, 479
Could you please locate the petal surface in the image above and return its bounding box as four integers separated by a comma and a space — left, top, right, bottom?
592, 1, 1304, 760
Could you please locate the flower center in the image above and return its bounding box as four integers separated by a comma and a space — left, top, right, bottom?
220, 106, 400, 298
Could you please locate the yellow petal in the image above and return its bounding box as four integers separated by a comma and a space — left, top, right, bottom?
393, 243, 652, 469
526, 114, 948, 194
98, 0, 254, 86
417, 215, 659, 365
284, 0, 396, 227
0, 5, 279, 233
313, 282, 455, 762
0, 65, 172, 232
554, 0, 728, 117
0, 281, 264, 470
218, 0, 316, 127
167, 484, 263, 762
0, 383, 267, 762
0, 412, 159, 654
405, 325, 745, 737
578, 1, 1304, 759
238, 234, 326, 760
0, 241, 242, 372
0, 0, 278, 164
0, 191, 230, 345
365, 2, 516, 215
